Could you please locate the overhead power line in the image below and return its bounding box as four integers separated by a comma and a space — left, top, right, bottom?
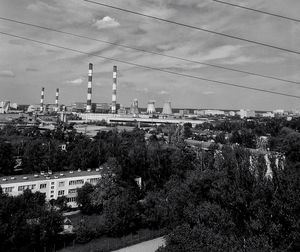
84, 0, 300, 56
212, 0, 300, 23
1, 31, 300, 99
1, 16, 299, 86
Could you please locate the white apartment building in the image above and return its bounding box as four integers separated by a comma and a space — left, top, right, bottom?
0, 169, 102, 208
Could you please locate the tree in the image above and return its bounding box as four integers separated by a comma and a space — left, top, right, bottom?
0, 140, 15, 175
76, 183, 95, 214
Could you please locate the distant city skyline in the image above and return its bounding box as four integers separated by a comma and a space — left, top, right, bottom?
1, 0, 300, 110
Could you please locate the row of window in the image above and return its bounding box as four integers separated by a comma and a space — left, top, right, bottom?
3, 187, 14, 193
67, 197, 77, 202
69, 180, 84, 186
18, 184, 36, 191
88, 178, 100, 184
68, 189, 77, 194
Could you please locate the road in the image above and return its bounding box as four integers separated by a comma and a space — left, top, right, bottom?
113, 237, 165, 252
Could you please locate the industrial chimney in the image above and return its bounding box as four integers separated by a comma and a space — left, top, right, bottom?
55, 88, 59, 112
40, 87, 45, 112
112, 65, 117, 114
86, 63, 93, 113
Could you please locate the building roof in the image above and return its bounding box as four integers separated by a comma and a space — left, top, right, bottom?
0, 169, 102, 185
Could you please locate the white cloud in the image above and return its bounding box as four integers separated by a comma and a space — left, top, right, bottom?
27, 2, 59, 12
65, 78, 84, 86
159, 90, 169, 95
202, 91, 215, 95
201, 45, 243, 62
0, 70, 15, 78
93, 16, 120, 30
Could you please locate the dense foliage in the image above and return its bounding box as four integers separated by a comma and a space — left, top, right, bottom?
0, 189, 63, 252
0, 118, 299, 251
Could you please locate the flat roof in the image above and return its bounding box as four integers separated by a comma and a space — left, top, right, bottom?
0, 169, 102, 185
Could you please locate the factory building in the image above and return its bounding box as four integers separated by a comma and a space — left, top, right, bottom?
0, 169, 102, 208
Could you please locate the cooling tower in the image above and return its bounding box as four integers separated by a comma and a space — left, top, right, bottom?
162, 101, 172, 115
147, 101, 156, 114
86, 63, 93, 113
112, 66, 117, 114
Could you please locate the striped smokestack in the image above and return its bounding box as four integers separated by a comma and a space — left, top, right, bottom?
112, 65, 117, 114
86, 63, 93, 113
55, 88, 59, 110
40, 87, 45, 112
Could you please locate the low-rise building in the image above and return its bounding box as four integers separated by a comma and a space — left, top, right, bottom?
0, 169, 102, 208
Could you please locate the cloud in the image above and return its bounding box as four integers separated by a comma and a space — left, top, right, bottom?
159, 90, 169, 95
64, 78, 84, 86
137, 87, 149, 93
27, 2, 59, 12
93, 16, 120, 29
201, 45, 243, 62
0, 70, 15, 78
26, 67, 39, 72
202, 91, 215, 95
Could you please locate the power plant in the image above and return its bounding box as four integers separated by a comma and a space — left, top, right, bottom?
35, 63, 178, 119
86, 63, 93, 113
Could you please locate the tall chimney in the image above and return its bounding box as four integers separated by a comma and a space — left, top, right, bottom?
86, 63, 93, 113
112, 65, 117, 114
40, 87, 45, 112
55, 88, 59, 111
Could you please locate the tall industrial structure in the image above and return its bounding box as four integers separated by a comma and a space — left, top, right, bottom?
130, 98, 139, 115
147, 100, 156, 114
112, 66, 117, 114
40, 87, 45, 112
55, 88, 59, 112
162, 101, 172, 115
86, 63, 93, 113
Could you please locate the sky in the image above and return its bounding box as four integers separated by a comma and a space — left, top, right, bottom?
1, 0, 300, 110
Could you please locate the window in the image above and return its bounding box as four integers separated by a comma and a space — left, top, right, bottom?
51, 190, 54, 194
69, 180, 84, 186
3, 187, 14, 193
51, 186, 54, 189
68, 189, 77, 194
58, 181, 65, 187
51, 182, 55, 185
40, 184, 47, 189
67, 197, 77, 202
89, 178, 100, 185
18, 184, 36, 191
58, 190, 65, 196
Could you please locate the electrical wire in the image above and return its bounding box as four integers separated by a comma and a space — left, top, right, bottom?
84, 0, 300, 56
212, 0, 300, 23
1, 31, 300, 99
0, 16, 299, 85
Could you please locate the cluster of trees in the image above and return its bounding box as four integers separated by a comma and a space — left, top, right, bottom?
1, 118, 299, 250
0, 189, 63, 252
75, 124, 299, 251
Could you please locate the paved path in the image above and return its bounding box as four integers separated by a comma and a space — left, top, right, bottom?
113, 237, 165, 252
